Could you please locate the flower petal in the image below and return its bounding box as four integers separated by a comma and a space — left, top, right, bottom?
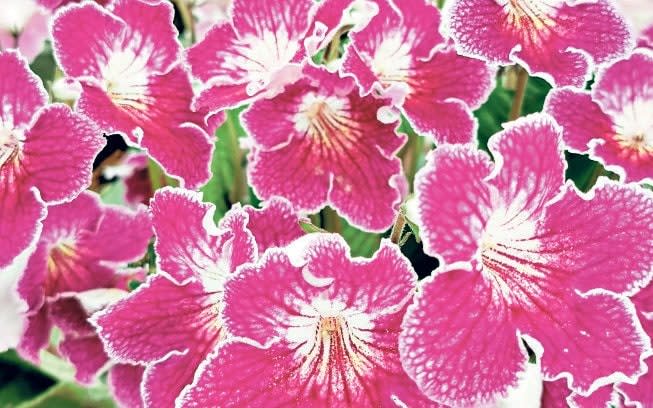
108, 364, 145, 408
242, 197, 303, 252
93, 275, 221, 364
415, 144, 493, 264
400, 268, 526, 406
544, 87, 614, 153
0, 50, 47, 128
0, 186, 45, 268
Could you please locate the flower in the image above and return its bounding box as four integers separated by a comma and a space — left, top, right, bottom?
545, 48, 653, 183
186, 0, 360, 112
342, 0, 496, 144
16, 191, 151, 371
400, 113, 653, 406
244, 65, 406, 232
445, 0, 633, 87
179, 233, 436, 407
0, 50, 104, 268
103, 152, 153, 206
193, 0, 232, 41
50, 0, 220, 188
93, 188, 303, 407
0, 0, 49, 61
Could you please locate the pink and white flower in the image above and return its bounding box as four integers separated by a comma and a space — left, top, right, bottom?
186, 0, 360, 112
244, 66, 406, 232
0, 50, 104, 268
401, 113, 653, 406
93, 188, 303, 407
445, 0, 633, 87
545, 48, 653, 183
193, 0, 232, 40
179, 234, 436, 407
0, 0, 49, 61
16, 191, 151, 372
103, 152, 153, 206
50, 0, 219, 189
342, 0, 496, 144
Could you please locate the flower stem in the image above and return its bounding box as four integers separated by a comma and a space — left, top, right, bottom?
390, 212, 406, 244
173, 0, 196, 44
509, 66, 529, 121
225, 111, 246, 204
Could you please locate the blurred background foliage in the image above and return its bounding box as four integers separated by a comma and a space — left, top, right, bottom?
0, 2, 627, 407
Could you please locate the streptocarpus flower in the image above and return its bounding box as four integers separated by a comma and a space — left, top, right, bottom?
17, 191, 151, 365
0, 0, 49, 61
186, 0, 360, 112
541, 379, 619, 408
445, 0, 633, 87
342, 0, 496, 144
179, 234, 437, 407
50, 0, 219, 188
545, 49, 653, 183
244, 66, 406, 232
0, 50, 104, 268
640, 25, 653, 48
401, 113, 653, 406
103, 152, 153, 206
38, 0, 110, 10
93, 188, 303, 407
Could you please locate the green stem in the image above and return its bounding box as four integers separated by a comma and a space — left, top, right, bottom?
390, 212, 406, 244
172, 0, 196, 44
322, 207, 342, 233
225, 112, 246, 204
509, 66, 529, 121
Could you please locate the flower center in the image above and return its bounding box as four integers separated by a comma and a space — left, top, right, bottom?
294, 93, 349, 141
102, 48, 150, 110
504, 0, 558, 35
46, 239, 79, 296
371, 32, 413, 85
612, 100, 653, 156
0, 126, 22, 170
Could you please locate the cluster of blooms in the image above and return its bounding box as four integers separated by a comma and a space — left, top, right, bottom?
1, 0, 653, 407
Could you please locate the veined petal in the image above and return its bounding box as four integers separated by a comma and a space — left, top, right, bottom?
242, 197, 304, 253
108, 364, 145, 408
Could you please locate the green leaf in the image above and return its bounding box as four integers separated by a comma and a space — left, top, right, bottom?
201, 109, 248, 221
16, 382, 115, 408
341, 221, 381, 258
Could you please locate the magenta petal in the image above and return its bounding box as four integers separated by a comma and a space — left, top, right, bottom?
18, 307, 52, 363
245, 68, 405, 232
151, 187, 256, 285
541, 379, 571, 408
93, 275, 220, 363
518, 290, 649, 395
415, 144, 493, 263
142, 345, 217, 408
80, 205, 151, 264
488, 114, 565, 220
400, 268, 525, 406
58, 336, 109, 384
186, 0, 313, 111
539, 182, 653, 295
542, 380, 618, 408
22, 104, 105, 202
403, 99, 477, 144
617, 356, 653, 407
109, 364, 145, 408
446, 0, 632, 86
544, 87, 615, 153
0, 186, 45, 268
51, 2, 125, 79
0, 50, 47, 127
243, 197, 303, 252
109, 0, 180, 73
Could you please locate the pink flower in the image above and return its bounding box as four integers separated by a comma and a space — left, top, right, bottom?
193, 0, 232, 41
244, 66, 406, 232
16, 191, 151, 373
179, 234, 436, 407
103, 152, 153, 206
0, 50, 104, 268
342, 0, 496, 144
93, 188, 303, 407
0, 0, 49, 61
640, 25, 653, 48
401, 113, 653, 406
541, 379, 620, 408
38, 0, 110, 10
50, 0, 220, 189
545, 49, 653, 183
445, 0, 633, 87
186, 0, 357, 112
